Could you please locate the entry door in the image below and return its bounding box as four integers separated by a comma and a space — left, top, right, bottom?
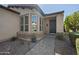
49, 17, 56, 33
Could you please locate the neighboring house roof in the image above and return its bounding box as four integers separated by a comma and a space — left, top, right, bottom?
8, 4, 44, 16
0, 5, 20, 14
45, 11, 64, 16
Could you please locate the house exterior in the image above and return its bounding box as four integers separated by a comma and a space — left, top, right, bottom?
0, 4, 64, 41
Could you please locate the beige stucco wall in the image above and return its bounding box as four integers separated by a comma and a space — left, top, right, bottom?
44, 17, 50, 33
56, 13, 64, 32
0, 8, 20, 42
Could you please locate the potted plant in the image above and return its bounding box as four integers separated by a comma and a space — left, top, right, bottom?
31, 33, 36, 43
11, 36, 17, 41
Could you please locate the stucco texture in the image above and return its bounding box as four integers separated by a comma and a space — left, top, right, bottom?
0, 8, 20, 42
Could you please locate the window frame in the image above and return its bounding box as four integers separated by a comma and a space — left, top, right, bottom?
24, 15, 29, 31
20, 14, 29, 32
31, 15, 38, 32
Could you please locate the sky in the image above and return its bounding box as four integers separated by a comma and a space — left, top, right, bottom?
38, 4, 79, 19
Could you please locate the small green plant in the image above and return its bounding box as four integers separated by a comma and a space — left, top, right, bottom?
56, 33, 64, 40
31, 33, 36, 42
11, 37, 17, 41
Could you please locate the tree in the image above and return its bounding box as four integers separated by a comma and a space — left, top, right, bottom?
64, 11, 79, 32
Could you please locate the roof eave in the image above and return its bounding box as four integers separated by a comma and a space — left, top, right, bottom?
45, 11, 64, 16
8, 4, 44, 16
0, 5, 20, 14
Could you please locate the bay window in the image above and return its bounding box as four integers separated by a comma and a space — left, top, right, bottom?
20, 14, 43, 32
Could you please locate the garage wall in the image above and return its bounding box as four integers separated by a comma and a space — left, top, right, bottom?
0, 8, 20, 42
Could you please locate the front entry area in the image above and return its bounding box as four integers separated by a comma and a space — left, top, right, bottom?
49, 17, 56, 33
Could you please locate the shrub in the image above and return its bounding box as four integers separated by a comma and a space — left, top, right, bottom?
56, 33, 64, 40
31, 33, 36, 42
69, 32, 77, 47
11, 37, 17, 41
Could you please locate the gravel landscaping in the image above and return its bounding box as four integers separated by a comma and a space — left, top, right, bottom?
0, 33, 77, 55
0, 39, 38, 55
55, 36, 76, 55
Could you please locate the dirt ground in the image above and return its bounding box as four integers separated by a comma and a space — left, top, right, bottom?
0, 39, 38, 55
